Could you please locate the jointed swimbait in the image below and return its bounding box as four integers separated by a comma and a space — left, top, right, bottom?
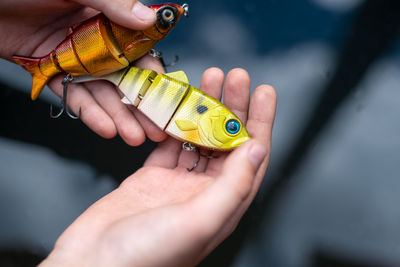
13, 3, 188, 100
74, 67, 250, 151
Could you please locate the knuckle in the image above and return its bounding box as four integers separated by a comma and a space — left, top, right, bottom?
233, 174, 253, 202
83, 106, 117, 139
148, 130, 167, 142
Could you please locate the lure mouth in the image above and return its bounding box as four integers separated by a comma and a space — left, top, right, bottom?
229, 136, 250, 148
182, 3, 189, 17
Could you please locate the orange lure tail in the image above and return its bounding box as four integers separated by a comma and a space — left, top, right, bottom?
13, 55, 60, 100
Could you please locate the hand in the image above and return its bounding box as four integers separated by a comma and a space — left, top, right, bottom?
0, 0, 167, 146
39, 68, 277, 267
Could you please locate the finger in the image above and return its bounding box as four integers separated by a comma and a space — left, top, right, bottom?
176, 68, 224, 173
245, 84, 277, 192
205, 68, 251, 175
199, 67, 224, 99
246, 85, 277, 144
203, 86, 277, 254
186, 140, 267, 240
75, 0, 156, 30
134, 54, 165, 74
85, 80, 146, 146
48, 76, 117, 139
217, 85, 277, 216
143, 137, 181, 168
222, 68, 251, 123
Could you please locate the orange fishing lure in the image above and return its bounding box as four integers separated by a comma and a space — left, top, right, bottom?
13, 3, 188, 100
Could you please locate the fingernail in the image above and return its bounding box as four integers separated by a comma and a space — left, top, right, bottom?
248, 143, 267, 169
132, 2, 156, 22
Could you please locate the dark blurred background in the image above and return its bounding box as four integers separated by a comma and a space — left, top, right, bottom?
1, 0, 400, 266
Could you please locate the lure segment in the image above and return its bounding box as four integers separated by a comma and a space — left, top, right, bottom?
89, 67, 250, 151
12, 3, 187, 100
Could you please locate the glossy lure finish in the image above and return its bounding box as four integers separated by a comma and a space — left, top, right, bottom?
75, 67, 250, 151
12, 3, 186, 100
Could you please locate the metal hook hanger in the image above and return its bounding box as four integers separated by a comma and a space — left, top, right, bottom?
148, 49, 179, 72
50, 74, 81, 119
182, 3, 189, 17
182, 142, 218, 172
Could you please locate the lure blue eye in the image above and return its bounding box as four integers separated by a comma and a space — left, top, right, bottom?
225, 119, 240, 135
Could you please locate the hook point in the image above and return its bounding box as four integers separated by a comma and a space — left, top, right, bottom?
49, 74, 81, 120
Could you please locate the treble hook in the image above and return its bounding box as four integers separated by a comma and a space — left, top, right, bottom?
182, 142, 218, 172
50, 74, 81, 119
149, 49, 179, 71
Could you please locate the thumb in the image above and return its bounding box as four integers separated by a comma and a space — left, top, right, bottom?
214, 140, 267, 210
75, 0, 156, 30
188, 140, 267, 236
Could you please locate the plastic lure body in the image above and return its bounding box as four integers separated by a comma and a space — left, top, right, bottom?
12, 3, 186, 100
75, 67, 250, 151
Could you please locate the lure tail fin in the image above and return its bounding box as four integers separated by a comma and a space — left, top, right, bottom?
13, 56, 52, 100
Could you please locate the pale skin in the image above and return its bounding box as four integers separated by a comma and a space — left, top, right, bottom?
0, 1, 277, 266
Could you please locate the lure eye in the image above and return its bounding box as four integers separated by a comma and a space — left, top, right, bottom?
225, 119, 240, 135
162, 8, 175, 21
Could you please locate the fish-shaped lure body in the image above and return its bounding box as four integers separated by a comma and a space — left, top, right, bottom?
75, 67, 250, 151
12, 3, 187, 100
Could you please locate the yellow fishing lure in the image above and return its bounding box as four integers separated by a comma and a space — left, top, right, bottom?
75, 67, 250, 151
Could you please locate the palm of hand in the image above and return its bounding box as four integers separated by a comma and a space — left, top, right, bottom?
53, 166, 215, 266
41, 69, 276, 267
